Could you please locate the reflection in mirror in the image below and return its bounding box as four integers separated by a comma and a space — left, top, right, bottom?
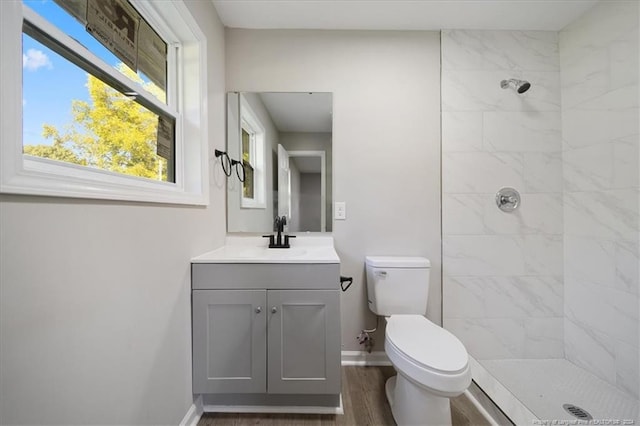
226, 92, 332, 233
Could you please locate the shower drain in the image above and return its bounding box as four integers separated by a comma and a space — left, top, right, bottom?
563, 404, 593, 420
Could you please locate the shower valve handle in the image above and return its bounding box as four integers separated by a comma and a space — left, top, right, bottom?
500, 195, 516, 204
496, 187, 521, 213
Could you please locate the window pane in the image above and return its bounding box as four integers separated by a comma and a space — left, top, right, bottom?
23, 0, 167, 103
243, 161, 254, 199
22, 33, 174, 183
242, 128, 251, 164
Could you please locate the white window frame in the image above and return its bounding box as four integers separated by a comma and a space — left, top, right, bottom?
240, 124, 257, 197
0, 0, 209, 205
239, 94, 265, 209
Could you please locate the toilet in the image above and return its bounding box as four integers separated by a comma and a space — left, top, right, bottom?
365, 256, 471, 426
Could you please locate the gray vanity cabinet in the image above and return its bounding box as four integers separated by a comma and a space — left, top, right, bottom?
191, 262, 341, 401
267, 289, 340, 394
192, 289, 267, 394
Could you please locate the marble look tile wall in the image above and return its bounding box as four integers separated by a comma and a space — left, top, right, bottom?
442, 30, 564, 360
560, 1, 639, 398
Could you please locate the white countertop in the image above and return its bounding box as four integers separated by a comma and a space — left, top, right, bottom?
191, 235, 340, 264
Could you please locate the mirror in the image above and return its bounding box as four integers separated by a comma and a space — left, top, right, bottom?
226, 92, 333, 233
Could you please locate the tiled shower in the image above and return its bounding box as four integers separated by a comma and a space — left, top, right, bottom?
442, 2, 638, 423
561, 1, 639, 398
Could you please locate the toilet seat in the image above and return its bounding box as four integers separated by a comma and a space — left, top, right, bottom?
385, 315, 471, 396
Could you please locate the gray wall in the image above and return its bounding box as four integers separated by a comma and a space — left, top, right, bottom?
226, 29, 442, 351
0, 1, 227, 424
560, 1, 639, 398
441, 30, 564, 360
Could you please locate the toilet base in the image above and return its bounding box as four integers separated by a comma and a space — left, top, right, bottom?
385, 374, 452, 426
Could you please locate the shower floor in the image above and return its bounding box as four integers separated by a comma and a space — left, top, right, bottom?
480, 359, 639, 424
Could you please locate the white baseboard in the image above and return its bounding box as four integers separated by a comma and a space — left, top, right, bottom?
203, 394, 344, 415
341, 350, 391, 366
179, 395, 203, 426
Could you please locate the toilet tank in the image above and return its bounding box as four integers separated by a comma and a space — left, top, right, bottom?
365, 256, 431, 316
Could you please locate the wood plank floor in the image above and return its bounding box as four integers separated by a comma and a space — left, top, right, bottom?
198, 366, 491, 426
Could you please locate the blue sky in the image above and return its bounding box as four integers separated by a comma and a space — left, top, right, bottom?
22, 0, 141, 146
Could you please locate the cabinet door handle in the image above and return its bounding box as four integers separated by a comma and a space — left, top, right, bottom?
271, 307, 278, 314
255, 306, 262, 314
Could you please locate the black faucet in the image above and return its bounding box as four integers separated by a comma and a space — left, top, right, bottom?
263, 215, 295, 248
275, 215, 285, 245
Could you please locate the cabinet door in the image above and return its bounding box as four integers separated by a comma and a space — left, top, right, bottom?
192, 290, 266, 394
267, 290, 340, 394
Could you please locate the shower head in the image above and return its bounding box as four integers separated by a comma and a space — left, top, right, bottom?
501, 78, 531, 94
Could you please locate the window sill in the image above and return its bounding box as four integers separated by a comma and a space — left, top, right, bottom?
241, 199, 266, 209
1, 157, 208, 205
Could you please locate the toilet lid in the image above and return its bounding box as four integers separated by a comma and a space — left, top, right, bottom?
386, 315, 468, 374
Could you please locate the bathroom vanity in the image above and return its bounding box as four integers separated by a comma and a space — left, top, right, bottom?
191, 236, 342, 412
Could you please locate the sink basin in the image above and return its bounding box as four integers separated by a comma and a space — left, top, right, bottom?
191, 236, 339, 264
231, 247, 307, 259
264, 248, 307, 258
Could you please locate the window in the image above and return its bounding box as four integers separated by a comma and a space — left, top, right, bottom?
239, 95, 265, 209
241, 127, 255, 199
0, 0, 209, 205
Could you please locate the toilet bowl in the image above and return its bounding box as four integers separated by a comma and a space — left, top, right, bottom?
384, 315, 471, 425
365, 256, 471, 426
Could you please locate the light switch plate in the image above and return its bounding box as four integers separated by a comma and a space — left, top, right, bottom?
335, 202, 346, 220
